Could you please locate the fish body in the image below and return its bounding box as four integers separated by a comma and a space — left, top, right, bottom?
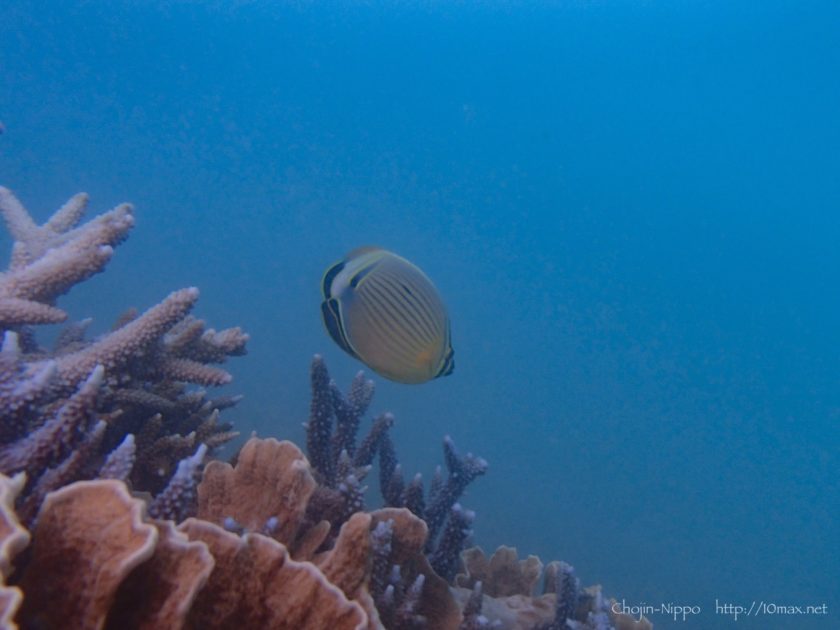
321, 247, 454, 384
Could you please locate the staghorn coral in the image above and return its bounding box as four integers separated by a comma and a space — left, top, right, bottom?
369, 508, 461, 630
304, 355, 381, 538
304, 354, 487, 577
0, 187, 132, 327
148, 443, 207, 522
0, 188, 247, 522
458, 581, 496, 630
0, 361, 104, 485
99, 434, 136, 482
429, 503, 475, 582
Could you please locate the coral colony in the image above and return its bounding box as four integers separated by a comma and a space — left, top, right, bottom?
0, 187, 650, 629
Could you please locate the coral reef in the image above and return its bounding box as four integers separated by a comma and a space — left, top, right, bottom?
303, 354, 487, 579
0, 473, 26, 629
453, 547, 653, 630
0, 186, 650, 629
196, 437, 317, 549
17, 479, 159, 628
2, 474, 368, 630
0, 188, 248, 524
0, 441, 650, 630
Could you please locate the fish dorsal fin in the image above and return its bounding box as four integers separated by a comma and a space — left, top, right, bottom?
346, 245, 384, 260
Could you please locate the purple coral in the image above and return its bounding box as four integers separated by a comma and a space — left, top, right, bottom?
424, 436, 488, 549
539, 561, 582, 630
148, 443, 207, 522
304, 353, 488, 594
429, 503, 475, 582
303, 356, 398, 535
0, 188, 247, 521
305, 354, 335, 483
99, 434, 136, 482
0, 363, 103, 480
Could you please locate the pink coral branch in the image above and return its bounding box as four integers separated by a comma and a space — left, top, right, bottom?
160, 357, 233, 386
0, 297, 66, 326
0, 187, 38, 245
43, 192, 89, 234
53, 287, 200, 387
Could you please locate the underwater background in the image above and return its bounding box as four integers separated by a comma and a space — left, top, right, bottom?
1, 1, 838, 628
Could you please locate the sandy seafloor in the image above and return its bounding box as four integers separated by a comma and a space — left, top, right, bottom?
1, 2, 838, 628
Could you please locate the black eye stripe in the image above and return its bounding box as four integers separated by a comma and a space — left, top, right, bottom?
321, 261, 345, 298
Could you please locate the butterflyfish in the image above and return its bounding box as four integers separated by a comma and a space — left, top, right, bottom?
321, 247, 454, 384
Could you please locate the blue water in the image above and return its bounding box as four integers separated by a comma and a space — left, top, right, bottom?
1, 2, 838, 628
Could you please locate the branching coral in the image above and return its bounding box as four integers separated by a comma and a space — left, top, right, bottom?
0, 188, 248, 524
369, 508, 461, 630
0, 188, 132, 327
303, 354, 487, 579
